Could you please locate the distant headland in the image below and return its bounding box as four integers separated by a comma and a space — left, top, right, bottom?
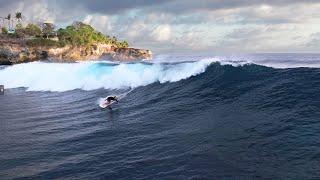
0, 12, 152, 65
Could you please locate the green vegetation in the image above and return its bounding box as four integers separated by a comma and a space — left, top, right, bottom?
15, 12, 22, 23
57, 22, 129, 48
15, 23, 25, 37
41, 23, 55, 38
26, 38, 65, 47
5, 14, 11, 28
25, 23, 41, 37
1, 20, 129, 48
118, 40, 129, 48
1, 27, 8, 34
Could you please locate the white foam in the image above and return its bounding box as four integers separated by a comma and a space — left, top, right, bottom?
0, 59, 216, 92
153, 54, 320, 69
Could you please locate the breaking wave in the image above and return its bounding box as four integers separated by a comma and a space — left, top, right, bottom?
0, 59, 215, 92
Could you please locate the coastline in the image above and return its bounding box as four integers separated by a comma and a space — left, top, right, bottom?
0, 21, 152, 65
0, 38, 152, 65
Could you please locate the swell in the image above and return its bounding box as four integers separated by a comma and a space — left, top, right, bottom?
173, 63, 319, 109
129, 62, 320, 122
1, 60, 320, 110
1, 60, 320, 179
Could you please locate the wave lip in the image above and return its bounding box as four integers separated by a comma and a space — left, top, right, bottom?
0, 59, 216, 92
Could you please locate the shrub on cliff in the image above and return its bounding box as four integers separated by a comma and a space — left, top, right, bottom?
1, 27, 8, 34
14, 23, 25, 38
116, 40, 129, 48
25, 24, 42, 37
26, 38, 64, 47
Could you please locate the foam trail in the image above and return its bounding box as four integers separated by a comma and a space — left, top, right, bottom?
117, 89, 133, 100
98, 98, 106, 106
0, 59, 215, 92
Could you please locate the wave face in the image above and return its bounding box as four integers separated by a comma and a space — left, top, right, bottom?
1, 54, 320, 179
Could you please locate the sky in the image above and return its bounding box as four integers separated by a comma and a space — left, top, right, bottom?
0, 0, 320, 54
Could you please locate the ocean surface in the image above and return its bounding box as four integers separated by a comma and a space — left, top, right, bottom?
0, 53, 320, 179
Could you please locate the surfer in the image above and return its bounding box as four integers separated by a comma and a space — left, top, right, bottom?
104, 96, 118, 109
99, 96, 119, 109
106, 96, 118, 104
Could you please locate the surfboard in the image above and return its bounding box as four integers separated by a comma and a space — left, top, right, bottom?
99, 98, 117, 109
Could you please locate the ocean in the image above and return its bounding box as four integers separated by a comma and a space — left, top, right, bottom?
0, 53, 319, 179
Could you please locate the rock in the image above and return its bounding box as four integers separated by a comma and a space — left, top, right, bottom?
0, 39, 152, 65
106, 48, 152, 61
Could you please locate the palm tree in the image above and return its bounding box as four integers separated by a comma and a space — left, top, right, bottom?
5, 14, 11, 29
111, 36, 117, 44
15, 12, 22, 23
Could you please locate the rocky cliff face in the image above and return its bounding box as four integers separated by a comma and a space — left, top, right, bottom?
105, 48, 152, 61
0, 39, 152, 65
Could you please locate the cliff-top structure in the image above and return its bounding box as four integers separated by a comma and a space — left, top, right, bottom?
0, 20, 152, 65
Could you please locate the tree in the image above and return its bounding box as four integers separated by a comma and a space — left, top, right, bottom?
15, 23, 22, 29
5, 14, 11, 29
56, 22, 130, 48
25, 23, 41, 37
121, 40, 129, 48
41, 23, 55, 38
111, 36, 117, 44
15, 23, 25, 38
72, 21, 94, 31
15, 12, 22, 23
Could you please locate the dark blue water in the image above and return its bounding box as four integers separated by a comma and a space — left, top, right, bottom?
1, 54, 320, 179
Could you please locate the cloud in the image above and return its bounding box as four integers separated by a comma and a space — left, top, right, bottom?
0, 0, 320, 53
306, 33, 320, 49
216, 23, 312, 52
0, 0, 55, 24
151, 25, 171, 41
147, 0, 320, 15
83, 15, 113, 32
56, 0, 172, 15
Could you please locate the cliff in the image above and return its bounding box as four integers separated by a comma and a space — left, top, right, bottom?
0, 38, 152, 65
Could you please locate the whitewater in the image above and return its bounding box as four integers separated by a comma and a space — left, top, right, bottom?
0, 59, 214, 92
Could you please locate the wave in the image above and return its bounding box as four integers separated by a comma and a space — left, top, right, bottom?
0, 59, 215, 92
153, 53, 320, 68
2, 53, 320, 92
1, 55, 320, 180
